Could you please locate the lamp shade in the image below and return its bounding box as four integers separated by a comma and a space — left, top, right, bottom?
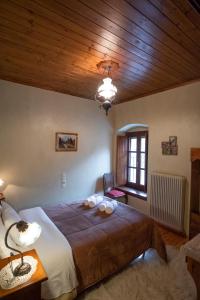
97, 77, 117, 101
0, 179, 6, 193
18, 222, 41, 247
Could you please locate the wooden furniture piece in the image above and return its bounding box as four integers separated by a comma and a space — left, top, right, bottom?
187, 257, 200, 300
190, 212, 200, 240
103, 172, 128, 204
190, 148, 200, 238
182, 234, 200, 300
0, 249, 48, 300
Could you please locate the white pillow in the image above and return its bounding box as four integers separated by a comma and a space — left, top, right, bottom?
1, 201, 22, 247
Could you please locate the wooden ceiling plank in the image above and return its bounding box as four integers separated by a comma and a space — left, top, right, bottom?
120, 78, 200, 103
0, 48, 164, 97
0, 21, 169, 92
172, 0, 200, 30
0, 27, 103, 82
0, 57, 97, 97
0, 41, 107, 85
0, 58, 97, 100
0, 0, 199, 102
0, 12, 147, 84
0, 47, 194, 103
148, 0, 200, 46
0, 58, 149, 101
2, 38, 180, 102
37, 0, 191, 80
77, 0, 200, 69
0, 55, 96, 91
126, 0, 200, 52
53, 0, 200, 76
29, 0, 188, 82
9, 0, 190, 82
119, 0, 200, 60
0, 71, 95, 100
0, 36, 159, 94
0, 5, 179, 87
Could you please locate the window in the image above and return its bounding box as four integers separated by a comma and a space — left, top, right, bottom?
126, 131, 148, 192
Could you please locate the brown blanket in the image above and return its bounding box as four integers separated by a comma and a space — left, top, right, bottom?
44, 202, 167, 292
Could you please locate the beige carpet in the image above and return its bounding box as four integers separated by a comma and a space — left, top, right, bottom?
77, 246, 196, 300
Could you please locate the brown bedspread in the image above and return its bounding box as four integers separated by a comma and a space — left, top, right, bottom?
44, 202, 167, 292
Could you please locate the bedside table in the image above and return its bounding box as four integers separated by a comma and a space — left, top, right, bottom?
0, 249, 48, 300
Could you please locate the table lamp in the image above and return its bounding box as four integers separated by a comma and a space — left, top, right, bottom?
4, 220, 41, 276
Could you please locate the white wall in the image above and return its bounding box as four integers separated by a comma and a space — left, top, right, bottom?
1, 78, 200, 233
0, 80, 113, 210
113, 81, 200, 233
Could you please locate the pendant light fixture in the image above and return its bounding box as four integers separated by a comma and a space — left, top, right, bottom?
95, 60, 119, 115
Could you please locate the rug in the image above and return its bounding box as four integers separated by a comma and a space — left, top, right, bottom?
77, 246, 196, 300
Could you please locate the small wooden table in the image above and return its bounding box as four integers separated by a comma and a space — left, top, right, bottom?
0, 249, 48, 300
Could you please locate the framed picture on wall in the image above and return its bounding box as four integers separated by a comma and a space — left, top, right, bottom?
55, 132, 78, 151
162, 142, 171, 155
169, 136, 177, 146
161, 136, 178, 155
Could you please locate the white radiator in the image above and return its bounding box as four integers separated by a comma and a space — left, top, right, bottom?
150, 172, 186, 232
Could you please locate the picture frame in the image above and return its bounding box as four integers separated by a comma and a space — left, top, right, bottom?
169, 136, 177, 147
171, 146, 178, 155
161, 136, 178, 155
162, 142, 171, 155
55, 132, 78, 152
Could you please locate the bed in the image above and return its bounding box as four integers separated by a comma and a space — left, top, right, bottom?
44, 202, 167, 293
1, 200, 167, 299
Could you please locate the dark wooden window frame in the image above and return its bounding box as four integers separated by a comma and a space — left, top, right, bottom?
126, 131, 148, 192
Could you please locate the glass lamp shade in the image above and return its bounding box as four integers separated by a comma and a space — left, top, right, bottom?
97, 77, 117, 102
0, 179, 6, 193
18, 222, 41, 247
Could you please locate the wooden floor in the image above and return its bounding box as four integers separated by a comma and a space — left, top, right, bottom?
158, 225, 188, 249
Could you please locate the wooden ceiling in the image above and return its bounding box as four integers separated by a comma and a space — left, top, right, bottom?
0, 0, 200, 103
